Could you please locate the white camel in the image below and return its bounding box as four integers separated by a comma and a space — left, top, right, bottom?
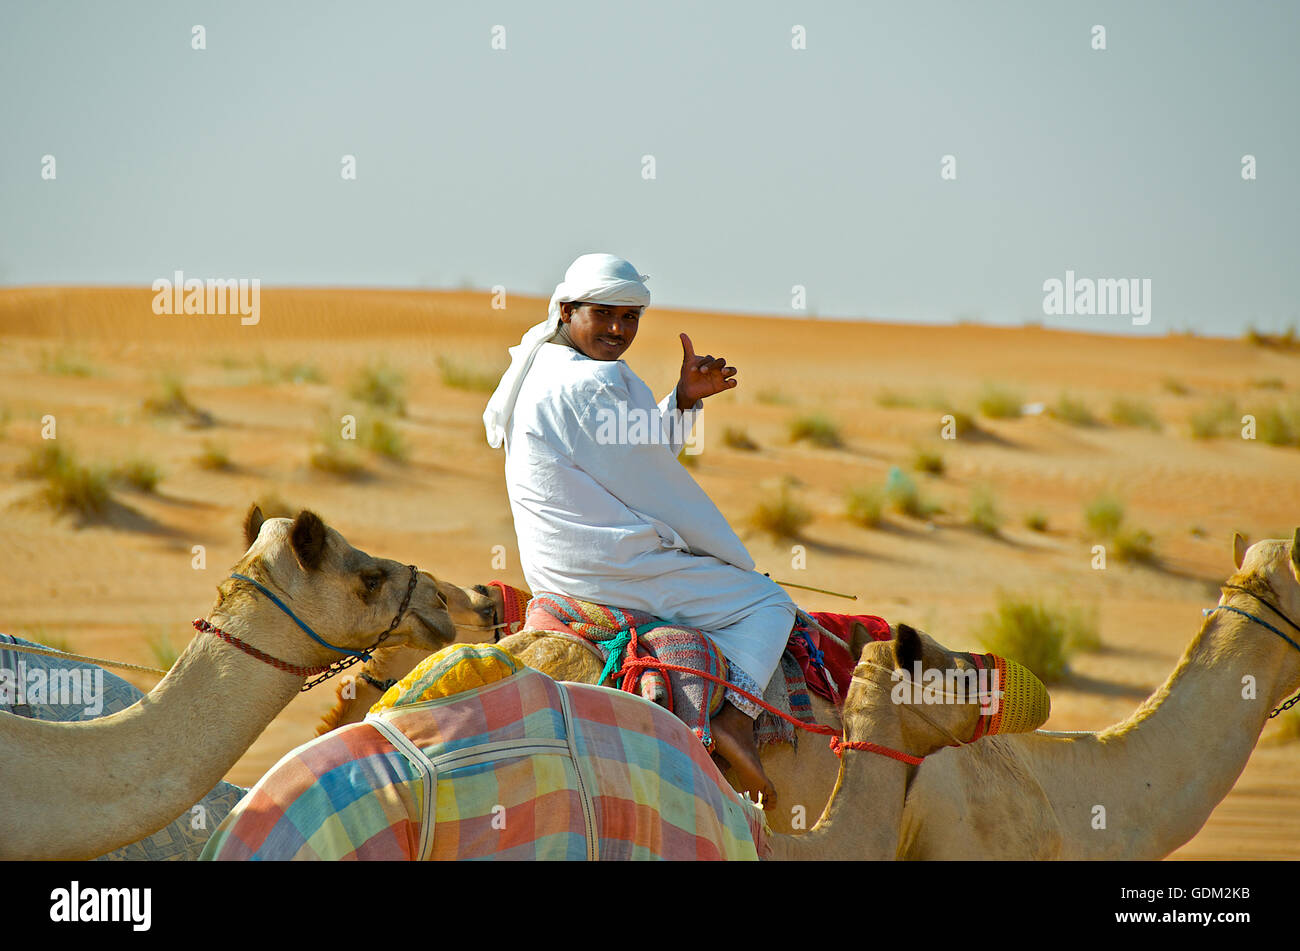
898, 530, 1300, 859
0, 504, 463, 860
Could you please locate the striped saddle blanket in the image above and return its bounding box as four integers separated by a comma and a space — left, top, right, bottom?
201, 644, 767, 861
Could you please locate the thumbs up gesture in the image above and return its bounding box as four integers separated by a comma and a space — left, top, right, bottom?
677, 333, 738, 410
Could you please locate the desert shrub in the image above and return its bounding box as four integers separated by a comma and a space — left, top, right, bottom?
1084, 494, 1125, 538
876, 390, 917, 409
350, 365, 406, 415
195, 441, 232, 470
112, 458, 162, 493
362, 418, 409, 462
1025, 509, 1049, 532
978, 594, 1099, 684
42, 457, 111, 518
750, 484, 811, 540
788, 414, 843, 449
969, 486, 1001, 536
756, 388, 793, 406
259, 358, 325, 385
147, 630, 180, 671
1109, 398, 1162, 431
1188, 397, 1239, 439
40, 348, 95, 377
1049, 394, 1098, 427
143, 377, 213, 427
911, 446, 945, 475
845, 486, 885, 528
437, 355, 500, 394
18, 443, 71, 479
885, 466, 939, 519
722, 425, 758, 451
1256, 399, 1300, 448
977, 384, 1023, 419
1161, 377, 1190, 396
1111, 527, 1158, 564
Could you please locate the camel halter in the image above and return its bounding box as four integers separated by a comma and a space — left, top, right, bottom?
1205, 583, 1300, 718
194, 565, 421, 692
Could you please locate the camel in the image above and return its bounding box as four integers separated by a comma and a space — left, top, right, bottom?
897, 530, 1300, 859
0, 504, 464, 861
206, 624, 1027, 859
315, 601, 902, 833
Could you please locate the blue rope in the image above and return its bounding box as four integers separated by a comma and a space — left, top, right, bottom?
230, 573, 371, 659
1203, 604, 1300, 654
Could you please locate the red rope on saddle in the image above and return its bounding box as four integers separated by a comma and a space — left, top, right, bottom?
615, 642, 926, 764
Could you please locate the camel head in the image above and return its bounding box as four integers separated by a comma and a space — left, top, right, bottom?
1231, 528, 1300, 611
1227, 528, 1300, 693
216, 505, 459, 666
845, 623, 1051, 759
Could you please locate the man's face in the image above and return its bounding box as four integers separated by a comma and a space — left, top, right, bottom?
561, 301, 642, 361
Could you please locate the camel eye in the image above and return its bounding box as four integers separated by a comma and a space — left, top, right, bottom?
361, 571, 383, 593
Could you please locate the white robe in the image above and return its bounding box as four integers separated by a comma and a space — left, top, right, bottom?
502, 342, 795, 689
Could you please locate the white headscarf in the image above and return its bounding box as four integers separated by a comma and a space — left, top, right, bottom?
483, 253, 651, 448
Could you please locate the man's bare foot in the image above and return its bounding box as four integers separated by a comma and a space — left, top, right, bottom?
710, 700, 776, 809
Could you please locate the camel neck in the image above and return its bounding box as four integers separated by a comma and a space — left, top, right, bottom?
0, 603, 307, 859
1090, 606, 1294, 855
764, 705, 911, 861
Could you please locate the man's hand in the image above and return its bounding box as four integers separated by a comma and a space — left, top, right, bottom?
677, 333, 737, 410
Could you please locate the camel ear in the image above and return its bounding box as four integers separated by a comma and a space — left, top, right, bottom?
1291, 528, 1300, 580
1233, 532, 1249, 570
893, 623, 924, 674
290, 510, 328, 571
849, 620, 875, 662
243, 504, 265, 550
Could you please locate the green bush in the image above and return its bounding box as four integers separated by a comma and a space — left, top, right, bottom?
1109, 398, 1162, 431
1188, 397, 1239, 439
845, 486, 885, 528
750, 484, 812, 540
1049, 394, 1099, 427
885, 466, 939, 519
195, 441, 232, 471
362, 418, 409, 462
350, 365, 407, 415
722, 425, 758, 451
977, 384, 1023, 419
437, 356, 500, 394
788, 414, 843, 449
979, 594, 1099, 684
112, 459, 162, 493
911, 446, 945, 475
1084, 495, 1125, 538
969, 486, 1001, 536
1256, 400, 1300, 448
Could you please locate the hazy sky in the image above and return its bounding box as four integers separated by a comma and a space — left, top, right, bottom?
2, 1, 1297, 337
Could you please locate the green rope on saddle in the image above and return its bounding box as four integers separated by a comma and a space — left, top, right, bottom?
597, 621, 671, 686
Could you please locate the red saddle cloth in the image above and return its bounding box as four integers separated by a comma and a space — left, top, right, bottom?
790, 612, 892, 705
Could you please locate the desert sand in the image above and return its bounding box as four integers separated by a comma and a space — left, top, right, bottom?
0, 285, 1297, 859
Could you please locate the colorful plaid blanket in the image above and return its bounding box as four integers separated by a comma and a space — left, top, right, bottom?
201, 644, 767, 861
522, 594, 823, 749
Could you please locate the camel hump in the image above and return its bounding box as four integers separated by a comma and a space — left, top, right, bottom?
367, 643, 523, 715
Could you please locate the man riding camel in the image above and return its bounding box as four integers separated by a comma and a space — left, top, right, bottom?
483, 252, 796, 805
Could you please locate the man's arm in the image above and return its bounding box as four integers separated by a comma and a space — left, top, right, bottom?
657, 384, 702, 458
563, 379, 755, 571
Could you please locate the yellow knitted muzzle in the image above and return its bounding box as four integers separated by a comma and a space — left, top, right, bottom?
976, 653, 1051, 737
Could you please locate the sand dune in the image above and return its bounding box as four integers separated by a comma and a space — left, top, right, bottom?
1, 286, 1297, 859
